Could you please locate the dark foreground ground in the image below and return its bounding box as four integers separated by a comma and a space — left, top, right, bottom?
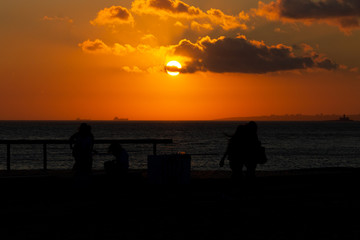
1, 168, 360, 240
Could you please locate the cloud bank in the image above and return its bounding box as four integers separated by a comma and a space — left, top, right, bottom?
171, 36, 338, 73
80, 0, 344, 75
131, 0, 203, 17
79, 36, 338, 74
255, 0, 360, 34
131, 0, 248, 30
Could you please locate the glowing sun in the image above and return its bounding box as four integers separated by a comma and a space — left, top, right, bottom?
166, 61, 182, 76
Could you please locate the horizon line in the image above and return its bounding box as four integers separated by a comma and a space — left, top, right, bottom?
1, 113, 360, 122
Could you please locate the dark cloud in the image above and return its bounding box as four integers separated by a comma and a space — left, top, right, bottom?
148, 0, 201, 15
279, 0, 360, 19
132, 0, 203, 17
112, 7, 132, 20
316, 58, 338, 70
165, 65, 181, 72
256, 0, 360, 33
173, 36, 338, 74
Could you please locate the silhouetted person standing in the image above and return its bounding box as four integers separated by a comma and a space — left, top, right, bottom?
243, 121, 261, 179
220, 121, 261, 183
69, 123, 95, 176
105, 142, 129, 177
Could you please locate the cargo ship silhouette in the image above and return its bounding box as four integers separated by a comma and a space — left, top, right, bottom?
113, 117, 128, 121
337, 114, 353, 121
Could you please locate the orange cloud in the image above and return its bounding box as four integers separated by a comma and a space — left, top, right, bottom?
254, 0, 360, 34
78, 39, 137, 56
42, 16, 73, 23
190, 21, 213, 32
140, 34, 158, 46
207, 8, 248, 30
131, 0, 248, 30
122, 66, 143, 73
174, 21, 188, 28
78, 39, 111, 54
78, 39, 174, 73
90, 6, 134, 26
131, 0, 203, 18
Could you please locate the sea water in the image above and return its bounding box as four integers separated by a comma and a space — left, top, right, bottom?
0, 121, 359, 171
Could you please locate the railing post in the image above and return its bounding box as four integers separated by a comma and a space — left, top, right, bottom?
43, 143, 47, 170
7, 144, 10, 171
153, 143, 157, 156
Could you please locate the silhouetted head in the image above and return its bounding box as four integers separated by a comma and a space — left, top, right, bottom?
233, 124, 245, 138
78, 123, 91, 135
108, 142, 122, 154
247, 121, 257, 133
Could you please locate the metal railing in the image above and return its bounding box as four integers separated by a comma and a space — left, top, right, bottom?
0, 139, 173, 171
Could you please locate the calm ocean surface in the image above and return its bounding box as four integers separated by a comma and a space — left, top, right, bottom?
0, 121, 359, 171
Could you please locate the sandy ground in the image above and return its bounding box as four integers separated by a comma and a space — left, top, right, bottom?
1, 168, 360, 240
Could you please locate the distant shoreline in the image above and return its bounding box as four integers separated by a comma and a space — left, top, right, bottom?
0, 119, 359, 122
214, 114, 360, 122
1, 114, 360, 122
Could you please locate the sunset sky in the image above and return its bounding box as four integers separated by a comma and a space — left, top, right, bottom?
1, 0, 360, 120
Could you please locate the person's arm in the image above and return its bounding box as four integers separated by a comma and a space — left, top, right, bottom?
90, 134, 97, 154
69, 134, 75, 150
219, 148, 228, 167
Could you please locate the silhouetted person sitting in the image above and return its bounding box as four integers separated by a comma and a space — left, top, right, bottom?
69, 123, 95, 176
105, 142, 129, 178
220, 121, 261, 183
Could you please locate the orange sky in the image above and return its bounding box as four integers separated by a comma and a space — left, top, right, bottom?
1, 0, 360, 120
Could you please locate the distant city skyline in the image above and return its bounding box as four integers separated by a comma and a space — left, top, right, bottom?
215, 113, 360, 121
